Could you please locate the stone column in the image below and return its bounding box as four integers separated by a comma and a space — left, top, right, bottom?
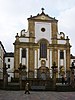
70, 66, 75, 88
14, 33, 20, 78
52, 62, 57, 90
34, 49, 38, 78
14, 45, 20, 78
18, 64, 22, 90
28, 46, 34, 78
66, 47, 70, 71
19, 71, 22, 90
52, 48, 58, 68
51, 20, 58, 44
66, 36, 71, 72
3, 63, 8, 89
53, 70, 56, 89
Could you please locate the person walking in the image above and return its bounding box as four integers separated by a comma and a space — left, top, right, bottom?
25, 82, 30, 94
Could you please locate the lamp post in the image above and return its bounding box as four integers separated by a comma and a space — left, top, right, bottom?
51, 62, 57, 90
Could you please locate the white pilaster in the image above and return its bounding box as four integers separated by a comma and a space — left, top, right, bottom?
64, 50, 66, 76
26, 48, 28, 78
22, 58, 26, 65
50, 50, 52, 77
34, 50, 37, 78
58, 50, 60, 78
38, 49, 40, 68
46, 49, 50, 68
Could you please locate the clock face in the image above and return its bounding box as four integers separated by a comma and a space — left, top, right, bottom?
41, 15, 45, 20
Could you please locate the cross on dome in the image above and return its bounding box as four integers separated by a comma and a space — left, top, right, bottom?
41, 8, 45, 13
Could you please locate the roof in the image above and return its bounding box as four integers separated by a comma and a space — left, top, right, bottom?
4, 52, 14, 57
0, 41, 6, 53
27, 8, 58, 22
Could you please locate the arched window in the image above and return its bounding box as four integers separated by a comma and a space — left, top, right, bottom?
40, 42, 47, 58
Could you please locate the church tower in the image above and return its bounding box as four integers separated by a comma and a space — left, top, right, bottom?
13, 8, 71, 79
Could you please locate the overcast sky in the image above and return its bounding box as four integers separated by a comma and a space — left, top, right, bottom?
0, 0, 75, 55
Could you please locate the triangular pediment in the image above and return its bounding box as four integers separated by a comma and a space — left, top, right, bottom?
28, 12, 58, 22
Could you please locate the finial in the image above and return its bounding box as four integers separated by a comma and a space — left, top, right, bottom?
16, 33, 18, 36
30, 15, 32, 18
66, 36, 69, 39
41, 8, 45, 13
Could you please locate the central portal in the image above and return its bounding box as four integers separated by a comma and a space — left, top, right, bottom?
37, 60, 50, 80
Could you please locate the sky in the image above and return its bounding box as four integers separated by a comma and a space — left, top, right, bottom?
0, 0, 75, 55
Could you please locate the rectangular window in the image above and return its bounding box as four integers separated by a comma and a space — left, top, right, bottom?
22, 48, 26, 58
60, 50, 64, 59
8, 64, 10, 68
8, 58, 10, 62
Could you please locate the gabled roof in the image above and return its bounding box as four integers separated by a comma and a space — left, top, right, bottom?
0, 41, 6, 53
4, 52, 14, 57
27, 8, 58, 22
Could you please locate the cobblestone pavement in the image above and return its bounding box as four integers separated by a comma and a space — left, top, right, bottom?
0, 90, 75, 100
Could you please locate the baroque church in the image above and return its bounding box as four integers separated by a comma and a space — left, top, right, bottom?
13, 8, 71, 80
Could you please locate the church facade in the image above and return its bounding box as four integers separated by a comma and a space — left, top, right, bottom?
13, 9, 71, 79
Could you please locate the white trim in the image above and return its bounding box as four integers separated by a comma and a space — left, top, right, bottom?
34, 50, 37, 78
46, 49, 49, 68
26, 48, 28, 78
50, 50, 52, 77
34, 50, 37, 69
35, 22, 51, 43
50, 50, 52, 69
58, 50, 60, 78
38, 49, 40, 68
49, 49, 50, 69
64, 50, 66, 76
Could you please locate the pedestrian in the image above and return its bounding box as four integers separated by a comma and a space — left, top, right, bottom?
25, 82, 30, 94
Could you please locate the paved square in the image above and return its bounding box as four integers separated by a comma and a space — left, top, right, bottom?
0, 90, 75, 100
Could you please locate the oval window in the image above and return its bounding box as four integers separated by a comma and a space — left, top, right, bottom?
41, 28, 45, 32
